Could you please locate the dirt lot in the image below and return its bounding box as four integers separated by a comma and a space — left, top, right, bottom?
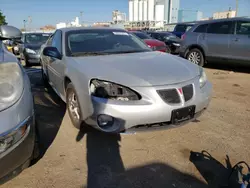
2, 64, 250, 188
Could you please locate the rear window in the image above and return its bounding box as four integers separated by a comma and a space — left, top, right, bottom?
132, 32, 151, 40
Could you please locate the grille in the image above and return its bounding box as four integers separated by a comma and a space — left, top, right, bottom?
157, 89, 180, 104
182, 84, 193, 102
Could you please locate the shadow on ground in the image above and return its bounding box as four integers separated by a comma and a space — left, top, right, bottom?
205, 61, 250, 74
27, 69, 66, 162
189, 150, 248, 188
76, 127, 247, 188
76, 127, 208, 188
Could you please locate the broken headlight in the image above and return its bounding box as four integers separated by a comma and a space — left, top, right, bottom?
90, 79, 141, 101
0, 124, 29, 154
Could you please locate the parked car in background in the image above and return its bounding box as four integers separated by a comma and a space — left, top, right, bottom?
147, 31, 181, 54
12, 40, 21, 55
0, 25, 39, 183
40, 27, 212, 133
129, 31, 168, 52
2, 40, 14, 53
3, 39, 21, 55
179, 17, 250, 66
19, 32, 52, 66
171, 23, 196, 38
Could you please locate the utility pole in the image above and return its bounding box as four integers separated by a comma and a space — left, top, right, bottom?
28, 16, 32, 31
80, 11, 83, 26
236, 0, 239, 16
23, 20, 27, 31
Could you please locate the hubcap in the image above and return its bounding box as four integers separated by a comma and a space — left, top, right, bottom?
68, 91, 80, 121
188, 52, 201, 64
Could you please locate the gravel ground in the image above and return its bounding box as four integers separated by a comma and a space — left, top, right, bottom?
1, 64, 250, 188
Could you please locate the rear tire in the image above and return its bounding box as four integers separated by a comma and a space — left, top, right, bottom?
66, 83, 82, 129
186, 48, 205, 67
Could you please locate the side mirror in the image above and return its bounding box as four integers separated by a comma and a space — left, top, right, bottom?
43, 46, 62, 60
0, 25, 22, 40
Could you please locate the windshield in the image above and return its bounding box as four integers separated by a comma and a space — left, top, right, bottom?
25, 33, 50, 44
132, 32, 152, 40
66, 29, 152, 56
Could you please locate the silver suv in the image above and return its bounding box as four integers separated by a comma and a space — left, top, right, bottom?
179, 17, 250, 66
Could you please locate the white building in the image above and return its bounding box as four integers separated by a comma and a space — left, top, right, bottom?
213, 10, 236, 19
128, 0, 180, 23
56, 22, 67, 29
112, 10, 126, 23
70, 17, 81, 27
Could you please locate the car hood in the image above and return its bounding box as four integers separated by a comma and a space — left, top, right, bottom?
144, 39, 165, 46
69, 52, 200, 87
24, 43, 43, 50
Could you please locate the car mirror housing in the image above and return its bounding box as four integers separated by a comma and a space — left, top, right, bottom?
43, 46, 62, 60
0, 25, 22, 40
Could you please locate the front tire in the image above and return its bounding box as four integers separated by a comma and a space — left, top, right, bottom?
41, 64, 49, 88
24, 55, 31, 67
186, 48, 205, 67
66, 83, 82, 129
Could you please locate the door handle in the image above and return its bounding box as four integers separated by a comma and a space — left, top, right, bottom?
234, 38, 239, 41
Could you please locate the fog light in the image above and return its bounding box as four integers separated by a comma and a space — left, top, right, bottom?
97, 114, 114, 128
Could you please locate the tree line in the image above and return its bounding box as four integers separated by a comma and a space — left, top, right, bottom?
0, 10, 7, 25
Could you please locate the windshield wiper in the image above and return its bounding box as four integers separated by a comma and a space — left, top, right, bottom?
112, 50, 149, 54
71, 52, 111, 57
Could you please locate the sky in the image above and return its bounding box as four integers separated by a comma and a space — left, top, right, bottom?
1, 0, 250, 28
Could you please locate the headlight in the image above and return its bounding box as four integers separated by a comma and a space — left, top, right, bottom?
0, 124, 28, 154
90, 79, 141, 101
172, 43, 180, 46
25, 48, 36, 54
0, 62, 24, 111
199, 67, 207, 88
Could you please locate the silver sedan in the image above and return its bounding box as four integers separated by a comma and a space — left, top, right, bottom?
0, 26, 38, 182
40, 27, 212, 133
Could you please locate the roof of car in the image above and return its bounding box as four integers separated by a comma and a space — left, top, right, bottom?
129, 31, 144, 33
59, 27, 126, 33
194, 17, 250, 25
147, 31, 172, 34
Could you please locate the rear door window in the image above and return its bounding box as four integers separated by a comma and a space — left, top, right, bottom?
207, 21, 234, 34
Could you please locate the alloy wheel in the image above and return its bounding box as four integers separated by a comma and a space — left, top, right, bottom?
68, 91, 80, 121
188, 51, 201, 65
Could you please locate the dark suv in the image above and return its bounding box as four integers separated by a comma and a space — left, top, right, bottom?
179, 17, 250, 66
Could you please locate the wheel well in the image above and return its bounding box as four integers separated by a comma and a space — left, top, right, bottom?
64, 77, 71, 92
186, 45, 206, 60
